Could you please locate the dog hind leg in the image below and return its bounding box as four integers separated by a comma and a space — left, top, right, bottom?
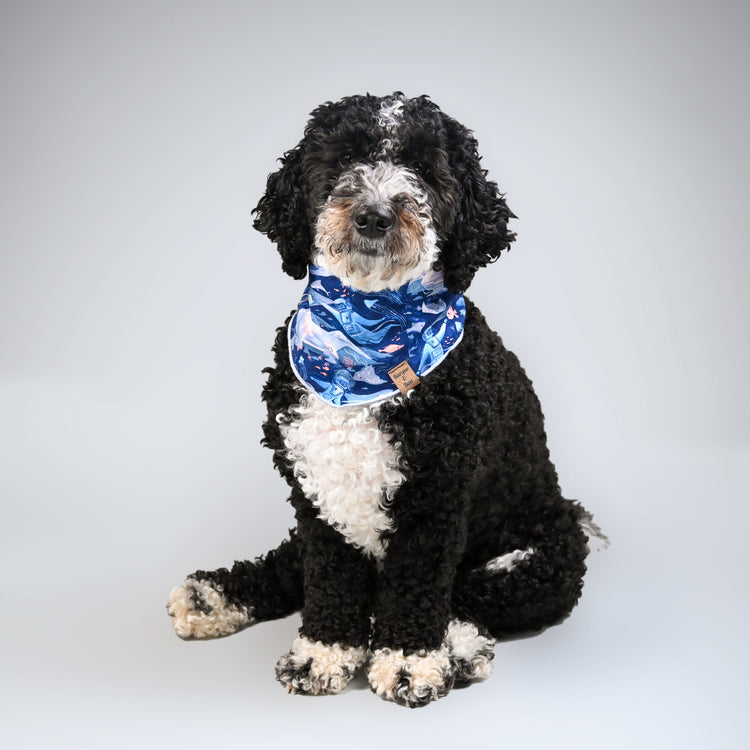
445, 618, 496, 683
167, 532, 303, 639
452, 509, 591, 641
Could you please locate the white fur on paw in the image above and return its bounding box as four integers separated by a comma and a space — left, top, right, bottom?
445, 619, 495, 682
368, 645, 454, 708
166, 579, 253, 639
276, 636, 368, 695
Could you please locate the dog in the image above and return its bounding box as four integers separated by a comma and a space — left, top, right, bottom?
167, 92, 606, 708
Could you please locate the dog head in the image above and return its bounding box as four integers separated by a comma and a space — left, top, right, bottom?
252, 93, 515, 292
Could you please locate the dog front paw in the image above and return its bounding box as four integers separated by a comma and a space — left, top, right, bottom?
166, 578, 253, 639
368, 645, 454, 708
276, 636, 368, 696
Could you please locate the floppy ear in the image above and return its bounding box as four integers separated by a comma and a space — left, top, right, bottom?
438, 118, 516, 292
252, 145, 311, 280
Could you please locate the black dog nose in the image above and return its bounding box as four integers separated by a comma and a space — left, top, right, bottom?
353, 206, 395, 239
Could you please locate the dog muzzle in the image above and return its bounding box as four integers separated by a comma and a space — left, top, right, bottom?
288, 265, 466, 407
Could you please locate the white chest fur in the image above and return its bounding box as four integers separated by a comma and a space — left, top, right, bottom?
279, 392, 405, 559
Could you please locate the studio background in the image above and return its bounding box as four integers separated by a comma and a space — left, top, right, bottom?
1, 1, 747, 748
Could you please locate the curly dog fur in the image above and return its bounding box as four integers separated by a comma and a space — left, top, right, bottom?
167, 92, 605, 708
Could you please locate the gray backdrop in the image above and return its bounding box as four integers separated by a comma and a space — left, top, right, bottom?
1, 1, 748, 748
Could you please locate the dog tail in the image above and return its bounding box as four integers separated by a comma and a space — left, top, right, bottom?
569, 501, 610, 552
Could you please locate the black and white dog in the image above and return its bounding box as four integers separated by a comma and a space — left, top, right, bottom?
167, 93, 605, 708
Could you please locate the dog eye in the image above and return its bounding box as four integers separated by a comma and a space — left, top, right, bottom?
340, 154, 353, 164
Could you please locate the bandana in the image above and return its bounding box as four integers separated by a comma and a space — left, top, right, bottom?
288, 265, 465, 407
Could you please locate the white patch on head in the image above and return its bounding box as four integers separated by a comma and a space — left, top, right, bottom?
377, 97, 405, 132
279, 390, 405, 559
484, 547, 535, 573
368, 645, 453, 707
313, 161, 438, 292
375, 96, 405, 157
276, 635, 368, 695
445, 619, 495, 681
167, 579, 253, 639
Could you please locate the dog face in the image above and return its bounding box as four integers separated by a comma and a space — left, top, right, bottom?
312, 160, 438, 291
253, 93, 515, 292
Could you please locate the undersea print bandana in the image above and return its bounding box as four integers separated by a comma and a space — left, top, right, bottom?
288, 264, 466, 407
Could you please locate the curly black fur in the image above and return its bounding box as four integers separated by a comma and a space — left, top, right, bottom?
252, 93, 515, 292
256, 300, 590, 653
170, 93, 603, 706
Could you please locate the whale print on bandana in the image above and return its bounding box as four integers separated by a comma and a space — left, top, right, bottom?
288, 265, 466, 407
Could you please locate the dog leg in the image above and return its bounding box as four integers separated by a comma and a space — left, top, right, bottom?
275, 505, 376, 696
167, 533, 302, 639
451, 506, 590, 639
367, 495, 468, 707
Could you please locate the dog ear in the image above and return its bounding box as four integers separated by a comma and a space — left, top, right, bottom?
252, 145, 311, 280
438, 118, 516, 292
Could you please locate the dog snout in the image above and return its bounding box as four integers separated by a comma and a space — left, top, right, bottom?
353, 206, 395, 239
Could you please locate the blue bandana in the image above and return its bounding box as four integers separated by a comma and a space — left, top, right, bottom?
288, 265, 465, 407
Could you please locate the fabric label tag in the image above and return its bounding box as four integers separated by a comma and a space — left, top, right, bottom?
388, 361, 421, 394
